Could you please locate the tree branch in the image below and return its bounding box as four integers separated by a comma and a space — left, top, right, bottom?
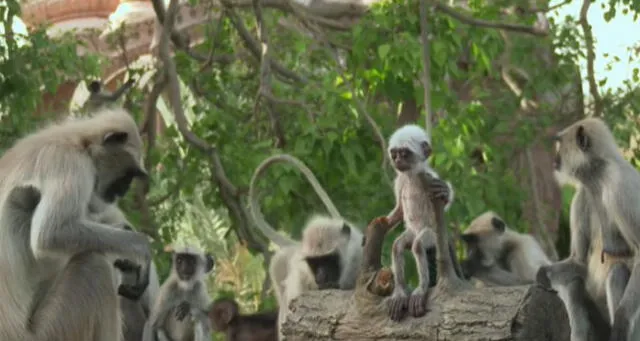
433, 1, 550, 36
579, 0, 603, 116
419, 0, 433, 135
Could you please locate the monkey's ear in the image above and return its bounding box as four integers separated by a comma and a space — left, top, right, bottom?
576, 125, 590, 151
103, 131, 129, 146
88, 81, 101, 93
491, 217, 506, 233
420, 141, 432, 159
205, 254, 215, 273
340, 223, 351, 238
460, 234, 478, 244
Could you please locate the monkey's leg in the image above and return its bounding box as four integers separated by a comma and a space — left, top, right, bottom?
609, 262, 640, 341
448, 239, 463, 279
408, 228, 436, 317
30, 252, 120, 341
605, 261, 630, 324
387, 230, 415, 321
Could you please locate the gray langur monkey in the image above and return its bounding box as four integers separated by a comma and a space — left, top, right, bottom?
379, 124, 457, 321
143, 246, 214, 341
82, 78, 136, 112
554, 117, 640, 341
248, 154, 364, 340
0, 108, 152, 341
89, 203, 161, 341
536, 260, 611, 341
460, 211, 551, 286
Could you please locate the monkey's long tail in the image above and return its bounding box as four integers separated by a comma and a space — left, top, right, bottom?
248, 154, 342, 248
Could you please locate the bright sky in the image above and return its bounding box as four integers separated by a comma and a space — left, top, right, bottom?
550, 0, 640, 93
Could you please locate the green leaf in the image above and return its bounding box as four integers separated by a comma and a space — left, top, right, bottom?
378, 44, 391, 60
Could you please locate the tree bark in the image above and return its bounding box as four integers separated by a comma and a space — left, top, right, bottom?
281, 285, 570, 341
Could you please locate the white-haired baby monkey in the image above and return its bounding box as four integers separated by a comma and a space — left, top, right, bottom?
536, 260, 610, 341
0, 108, 151, 341
460, 211, 551, 286
553, 117, 640, 341
248, 154, 364, 340
377, 124, 456, 321
143, 246, 214, 341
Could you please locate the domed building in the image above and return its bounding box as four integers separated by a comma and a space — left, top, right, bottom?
20, 0, 209, 115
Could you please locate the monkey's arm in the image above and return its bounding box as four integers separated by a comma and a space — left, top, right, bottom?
30, 154, 150, 264
443, 181, 454, 212
385, 178, 404, 227
599, 186, 633, 257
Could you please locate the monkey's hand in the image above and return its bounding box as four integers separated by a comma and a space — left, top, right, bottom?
371, 216, 390, 227
115, 257, 151, 301
175, 302, 191, 321
426, 178, 450, 204
601, 228, 632, 263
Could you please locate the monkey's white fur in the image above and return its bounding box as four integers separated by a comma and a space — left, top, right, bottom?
463, 211, 551, 282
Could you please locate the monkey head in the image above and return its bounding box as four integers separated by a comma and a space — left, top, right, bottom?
536, 260, 587, 294
88, 80, 102, 94
553, 118, 617, 186
300, 216, 353, 289
209, 298, 239, 332
171, 246, 215, 282
460, 211, 508, 267
86, 109, 148, 203
387, 124, 432, 173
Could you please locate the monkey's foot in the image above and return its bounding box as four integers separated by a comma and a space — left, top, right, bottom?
386, 293, 409, 322
408, 289, 429, 318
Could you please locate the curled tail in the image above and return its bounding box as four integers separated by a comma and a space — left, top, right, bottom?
248, 154, 342, 248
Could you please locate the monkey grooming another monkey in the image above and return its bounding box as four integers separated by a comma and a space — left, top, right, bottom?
248, 154, 364, 340
375, 124, 456, 321
143, 246, 214, 341
208, 297, 278, 341
536, 260, 610, 341
460, 211, 551, 286
82, 78, 136, 112
553, 117, 640, 341
0, 108, 151, 341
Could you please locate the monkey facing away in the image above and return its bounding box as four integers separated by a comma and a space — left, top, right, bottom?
0, 108, 152, 341
553, 118, 640, 341
248, 154, 364, 339
376, 124, 456, 321
536, 260, 610, 341
82, 78, 136, 112
208, 297, 277, 341
143, 246, 214, 341
460, 211, 551, 286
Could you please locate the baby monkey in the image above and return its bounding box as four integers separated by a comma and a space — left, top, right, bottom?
379, 124, 455, 321
208, 298, 278, 341
536, 260, 610, 341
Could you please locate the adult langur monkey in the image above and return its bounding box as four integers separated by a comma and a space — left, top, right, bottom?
0, 108, 152, 341
248, 154, 364, 340
553, 117, 639, 341
89, 203, 161, 341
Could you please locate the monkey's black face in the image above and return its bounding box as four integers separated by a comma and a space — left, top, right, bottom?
175, 253, 198, 281
305, 253, 342, 289
103, 168, 147, 203
390, 147, 417, 172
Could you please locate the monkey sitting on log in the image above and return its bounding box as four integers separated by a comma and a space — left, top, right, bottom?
374, 124, 464, 322
248, 154, 364, 340
460, 211, 551, 287
208, 297, 278, 341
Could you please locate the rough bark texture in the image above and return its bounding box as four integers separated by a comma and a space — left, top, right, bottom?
281, 285, 570, 341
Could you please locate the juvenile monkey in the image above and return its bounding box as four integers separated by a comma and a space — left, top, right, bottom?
536, 260, 610, 341
143, 246, 214, 341
0, 108, 151, 341
82, 78, 136, 112
553, 118, 640, 341
248, 154, 364, 339
208, 297, 278, 341
377, 124, 455, 321
460, 211, 551, 286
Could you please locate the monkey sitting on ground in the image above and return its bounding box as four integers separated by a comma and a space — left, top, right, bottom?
208, 297, 278, 341
553, 117, 640, 341
376, 124, 458, 321
143, 246, 214, 341
460, 211, 551, 286
536, 260, 610, 341
82, 78, 136, 112
0, 108, 152, 341
248, 154, 364, 340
